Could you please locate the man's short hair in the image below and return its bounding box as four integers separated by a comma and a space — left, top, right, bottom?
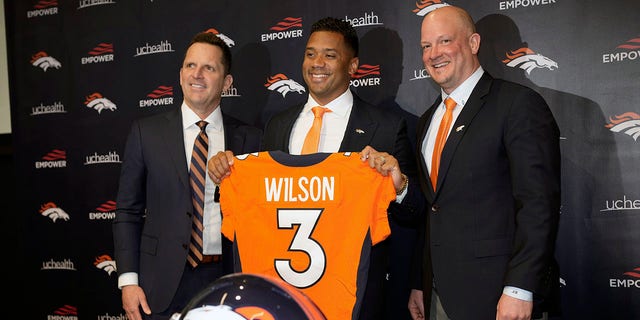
310, 17, 359, 57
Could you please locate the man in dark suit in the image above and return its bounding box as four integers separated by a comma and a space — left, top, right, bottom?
407, 6, 560, 320
208, 17, 424, 320
112, 32, 261, 320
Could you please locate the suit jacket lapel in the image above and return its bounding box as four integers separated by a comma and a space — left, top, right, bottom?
339, 95, 377, 151
164, 109, 190, 190
437, 73, 493, 189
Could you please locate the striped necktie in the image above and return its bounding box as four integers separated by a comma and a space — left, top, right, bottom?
188, 120, 208, 267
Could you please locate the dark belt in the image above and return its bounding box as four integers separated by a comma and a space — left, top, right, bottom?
200, 254, 222, 263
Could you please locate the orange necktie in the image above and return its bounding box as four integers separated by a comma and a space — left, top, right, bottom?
430, 97, 456, 191
301, 106, 331, 154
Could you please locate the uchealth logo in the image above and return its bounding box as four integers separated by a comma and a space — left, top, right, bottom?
205, 28, 235, 47
344, 11, 383, 28
264, 73, 306, 97
85, 92, 117, 113
261, 17, 304, 42
602, 36, 640, 63
94, 254, 117, 275
140, 85, 174, 108
31, 101, 66, 116
50, 305, 78, 319
35, 149, 67, 169
350, 64, 381, 87
78, 0, 115, 10
222, 84, 241, 97
30, 51, 61, 71
605, 111, 640, 141
89, 200, 117, 220
601, 195, 640, 212
410, 67, 431, 81
27, 0, 59, 18
412, 0, 449, 16
610, 267, 640, 289
40, 202, 70, 222
81, 43, 114, 64
502, 47, 558, 74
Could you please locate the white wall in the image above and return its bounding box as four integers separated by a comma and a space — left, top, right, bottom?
0, 0, 11, 134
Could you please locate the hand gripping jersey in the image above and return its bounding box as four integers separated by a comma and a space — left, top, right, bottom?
219, 151, 396, 320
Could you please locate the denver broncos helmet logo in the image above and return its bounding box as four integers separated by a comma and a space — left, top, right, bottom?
264, 73, 306, 97
39, 202, 70, 222
182, 305, 275, 320
205, 28, 235, 47
502, 48, 558, 74
605, 111, 640, 141
84, 93, 117, 113
30, 51, 62, 71
94, 254, 117, 275
412, 0, 449, 16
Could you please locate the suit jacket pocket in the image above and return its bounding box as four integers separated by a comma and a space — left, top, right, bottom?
140, 234, 159, 256
474, 237, 512, 258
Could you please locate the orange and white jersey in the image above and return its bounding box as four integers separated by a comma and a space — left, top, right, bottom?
220, 151, 395, 320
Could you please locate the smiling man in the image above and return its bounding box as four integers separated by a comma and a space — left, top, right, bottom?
113, 32, 261, 320
207, 17, 425, 320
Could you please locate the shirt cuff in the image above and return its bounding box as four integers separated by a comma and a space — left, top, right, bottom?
118, 272, 138, 289
395, 185, 408, 203
503, 286, 533, 301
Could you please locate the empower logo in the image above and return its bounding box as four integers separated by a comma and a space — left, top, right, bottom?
205, 28, 235, 47
94, 254, 117, 275
30, 51, 61, 71
27, 0, 59, 18
89, 200, 117, 220
85, 92, 117, 113
610, 267, 640, 289
602, 36, 640, 63
502, 47, 557, 74
40, 202, 70, 222
499, 0, 557, 11
605, 112, 640, 141
261, 17, 304, 42
35, 149, 67, 169
50, 305, 78, 319
412, 0, 449, 16
350, 64, 381, 87
264, 73, 305, 97
140, 85, 174, 108
81, 43, 114, 64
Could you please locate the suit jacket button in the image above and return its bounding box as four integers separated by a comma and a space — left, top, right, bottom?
182, 243, 188, 250
431, 205, 439, 212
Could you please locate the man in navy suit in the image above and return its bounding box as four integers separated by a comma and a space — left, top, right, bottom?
113, 32, 261, 320
208, 17, 424, 320
407, 6, 560, 320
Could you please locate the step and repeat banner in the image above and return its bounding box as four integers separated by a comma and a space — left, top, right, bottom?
6, 0, 640, 319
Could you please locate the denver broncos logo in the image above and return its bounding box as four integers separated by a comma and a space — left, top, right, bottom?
264, 73, 306, 97
412, 0, 449, 16
502, 48, 558, 74
39, 202, 70, 222
605, 111, 640, 141
84, 92, 117, 113
30, 51, 61, 71
94, 254, 117, 275
205, 28, 235, 47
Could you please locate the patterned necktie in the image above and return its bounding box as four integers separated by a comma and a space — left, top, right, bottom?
430, 97, 456, 191
301, 106, 331, 154
188, 120, 208, 267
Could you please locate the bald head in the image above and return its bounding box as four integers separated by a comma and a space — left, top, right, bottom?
420, 5, 481, 93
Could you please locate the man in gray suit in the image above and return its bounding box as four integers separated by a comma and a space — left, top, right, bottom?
408, 6, 560, 320
113, 32, 261, 320
208, 17, 424, 320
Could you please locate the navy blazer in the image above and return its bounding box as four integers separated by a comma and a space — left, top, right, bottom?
113, 108, 261, 312
413, 72, 561, 320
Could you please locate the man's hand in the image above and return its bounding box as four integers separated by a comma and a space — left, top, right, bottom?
121, 285, 150, 320
360, 146, 405, 193
496, 293, 533, 320
408, 289, 425, 320
207, 150, 236, 184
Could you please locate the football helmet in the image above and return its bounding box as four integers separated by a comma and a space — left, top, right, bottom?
171, 273, 326, 320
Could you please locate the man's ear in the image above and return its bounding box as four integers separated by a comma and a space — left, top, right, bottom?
469, 33, 481, 54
